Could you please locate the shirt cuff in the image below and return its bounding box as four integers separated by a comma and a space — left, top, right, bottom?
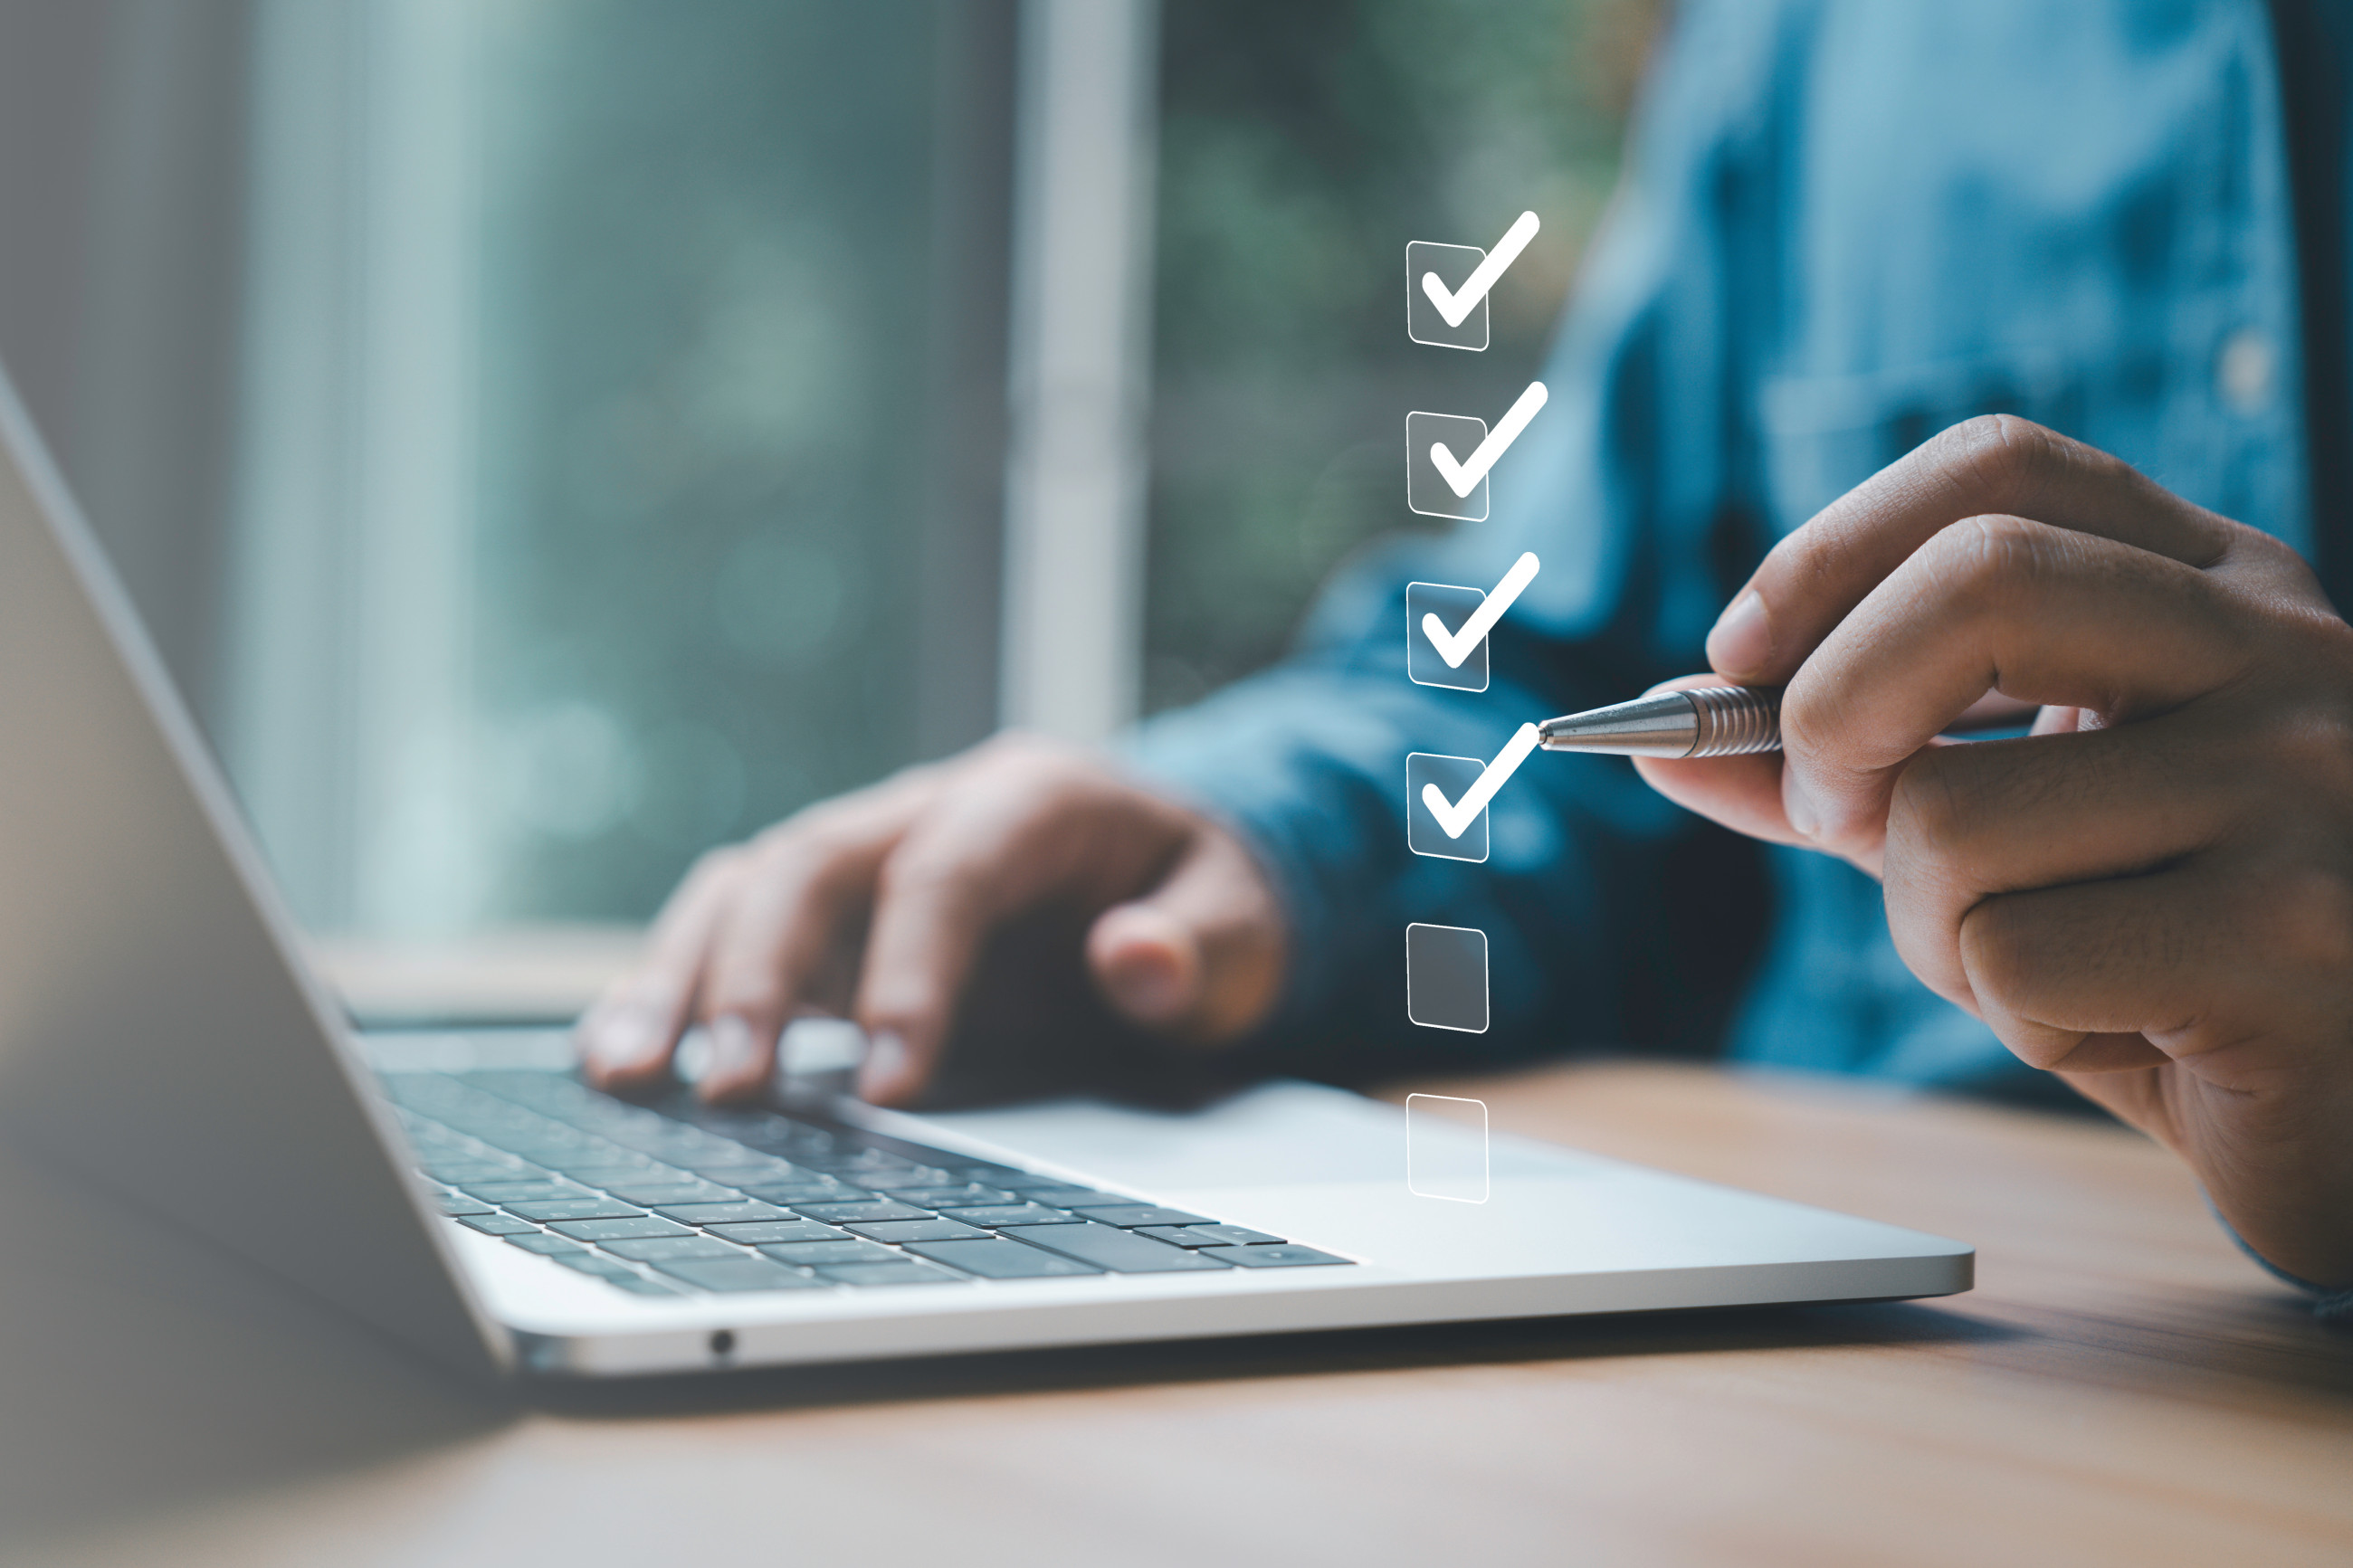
2221, 1206, 2353, 1325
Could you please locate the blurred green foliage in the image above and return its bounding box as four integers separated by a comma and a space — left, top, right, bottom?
1147, 0, 1644, 709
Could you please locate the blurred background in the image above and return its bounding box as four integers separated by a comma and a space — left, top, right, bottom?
0, 0, 1645, 985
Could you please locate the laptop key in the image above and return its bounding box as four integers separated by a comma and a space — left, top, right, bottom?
703, 1220, 850, 1246
813, 1261, 965, 1287
458, 1213, 538, 1236
435, 1193, 496, 1217
738, 1183, 867, 1206
651, 1200, 793, 1227
603, 1274, 685, 1297
547, 1216, 694, 1242
843, 1218, 993, 1244
424, 1161, 534, 1184
788, 1200, 932, 1224
655, 1258, 829, 1293
505, 1232, 588, 1256
901, 1240, 1103, 1278
603, 1181, 739, 1206
996, 1222, 1233, 1273
852, 1168, 960, 1192
999, 1183, 1124, 1205
503, 1197, 647, 1223
881, 1185, 1017, 1208
1138, 1224, 1286, 1249
934, 1203, 1083, 1228
756, 1240, 900, 1267
548, 1252, 642, 1279
602, 1235, 748, 1263
1060, 1205, 1212, 1230
551, 1164, 679, 1189
462, 1180, 591, 1204
1198, 1244, 1350, 1269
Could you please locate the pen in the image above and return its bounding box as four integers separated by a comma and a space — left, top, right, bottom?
1537, 685, 1781, 758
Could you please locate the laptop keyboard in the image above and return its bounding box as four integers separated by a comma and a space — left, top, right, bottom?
381, 1069, 1351, 1297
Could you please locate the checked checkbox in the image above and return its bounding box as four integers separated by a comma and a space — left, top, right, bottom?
1406, 242, 1491, 351
1409, 725, 1539, 859
1407, 212, 1539, 351
1407, 553, 1541, 691
1406, 752, 1489, 861
1406, 383, 1548, 522
1405, 412, 1490, 521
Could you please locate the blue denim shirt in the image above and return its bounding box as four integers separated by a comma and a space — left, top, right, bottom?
1130, 2, 2345, 1306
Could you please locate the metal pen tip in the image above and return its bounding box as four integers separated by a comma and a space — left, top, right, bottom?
1535, 685, 1782, 758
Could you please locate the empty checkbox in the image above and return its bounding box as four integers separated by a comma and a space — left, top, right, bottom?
1405, 924, 1489, 1033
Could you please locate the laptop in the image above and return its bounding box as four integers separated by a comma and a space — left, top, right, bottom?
0, 370, 1969, 1379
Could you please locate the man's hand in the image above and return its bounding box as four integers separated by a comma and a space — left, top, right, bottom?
576, 735, 1287, 1107
1639, 415, 2353, 1287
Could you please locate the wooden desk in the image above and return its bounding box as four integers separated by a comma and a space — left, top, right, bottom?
2, 1059, 2346, 1568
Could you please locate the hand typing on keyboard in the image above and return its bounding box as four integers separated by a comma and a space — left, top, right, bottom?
576, 735, 1287, 1105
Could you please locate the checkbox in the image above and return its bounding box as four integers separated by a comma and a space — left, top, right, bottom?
1406, 582, 1489, 691
1405, 925, 1489, 1034
1406, 241, 1490, 350
1405, 1091, 1491, 1203
1406, 412, 1489, 521
1406, 753, 1489, 861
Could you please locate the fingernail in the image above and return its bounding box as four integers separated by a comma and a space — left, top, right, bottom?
1103, 941, 1196, 1023
704, 1015, 767, 1092
1706, 590, 1772, 679
587, 1008, 664, 1072
858, 1031, 908, 1101
1108, 959, 1189, 1022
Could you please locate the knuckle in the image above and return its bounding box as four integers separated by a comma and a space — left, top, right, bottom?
1956, 897, 2034, 997
684, 844, 747, 889
1885, 751, 1976, 874
1922, 513, 2050, 612
2267, 704, 2353, 800
702, 965, 786, 1021
1935, 413, 2062, 489
2261, 862, 2353, 977
873, 834, 986, 908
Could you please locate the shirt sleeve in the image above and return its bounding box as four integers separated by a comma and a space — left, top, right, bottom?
1123, 2, 1792, 1083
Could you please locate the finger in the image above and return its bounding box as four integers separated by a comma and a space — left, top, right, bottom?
1958, 851, 2353, 1081
1881, 708, 2242, 1006
1780, 515, 2253, 855
578, 849, 745, 1088
853, 766, 1189, 1105
693, 786, 930, 1101
1086, 824, 1286, 1042
1708, 416, 2238, 683
1628, 676, 1810, 849
1958, 841, 2353, 1086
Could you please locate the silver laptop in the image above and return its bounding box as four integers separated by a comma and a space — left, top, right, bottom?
0, 370, 1969, 1379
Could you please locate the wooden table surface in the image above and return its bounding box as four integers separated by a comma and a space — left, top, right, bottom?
2, 1056, 2346, 1568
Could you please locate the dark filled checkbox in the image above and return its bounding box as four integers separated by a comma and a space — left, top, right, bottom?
1406, 922, 1489, 1033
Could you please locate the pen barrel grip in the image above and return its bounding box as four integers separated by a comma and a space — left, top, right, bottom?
1685, 686, 1782, 757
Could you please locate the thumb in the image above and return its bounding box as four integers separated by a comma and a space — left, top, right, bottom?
1085, 824, 1285, 1045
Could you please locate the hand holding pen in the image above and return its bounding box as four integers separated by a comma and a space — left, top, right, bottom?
1572, 415, 2353, 1288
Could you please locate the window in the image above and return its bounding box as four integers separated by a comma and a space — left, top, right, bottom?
0, 0, 1637, 953
226, 0, 1018, 935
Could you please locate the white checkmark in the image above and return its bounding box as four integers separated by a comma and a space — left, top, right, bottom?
1420, 552, 1541, 670
1420, 723, 1541, 840
1421, 211, 1541, 328
1429, 381, 1548, 499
